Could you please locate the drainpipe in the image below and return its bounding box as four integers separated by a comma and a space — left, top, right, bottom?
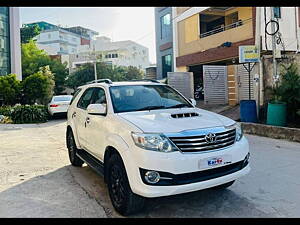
295, 7, 299, 52
172, 7, 178, 72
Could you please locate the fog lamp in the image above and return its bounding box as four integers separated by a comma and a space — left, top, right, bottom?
145, 171, 160, 184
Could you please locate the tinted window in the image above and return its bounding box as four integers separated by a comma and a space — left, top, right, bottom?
77, 88, 94, 109
109, 85, 192, 113
70, 88, 82, 105
90, 88, 107, 105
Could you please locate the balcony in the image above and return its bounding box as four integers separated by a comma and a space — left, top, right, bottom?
200, 18, 252, 39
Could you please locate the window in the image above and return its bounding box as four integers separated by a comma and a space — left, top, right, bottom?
70, 88, 82, 105
160, 13, 171, 39
0, 7, 10, 76
90, 88, 107, 105
77, 88, 95, 110
162, 54, 172, 78
274, 7, 281, 18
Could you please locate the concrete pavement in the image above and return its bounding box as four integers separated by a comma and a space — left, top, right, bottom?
0, 119, 299, 217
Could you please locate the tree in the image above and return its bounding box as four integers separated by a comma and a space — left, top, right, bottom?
66, 62, 144, 89
0, 74, 21, 105
22, 66, 55, 105
21, 40, 68, 94
20, 24, 41, 44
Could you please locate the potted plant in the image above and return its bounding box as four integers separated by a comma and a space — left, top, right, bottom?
266, 63, 300, 127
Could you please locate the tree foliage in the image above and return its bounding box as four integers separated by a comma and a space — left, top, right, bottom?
21, 40, 68, 94
20, 24, 41, 44
22, 66, 55, 105
0, 74, 21, 105
66, 62, 144, 89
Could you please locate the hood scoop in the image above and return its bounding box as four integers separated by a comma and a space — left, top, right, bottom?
171, 112, 200, 119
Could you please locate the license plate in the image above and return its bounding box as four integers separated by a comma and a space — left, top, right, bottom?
199, 155, 232, 169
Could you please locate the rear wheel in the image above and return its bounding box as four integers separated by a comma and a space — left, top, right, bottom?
107, 154, 145, 216
67, 130, 84, 167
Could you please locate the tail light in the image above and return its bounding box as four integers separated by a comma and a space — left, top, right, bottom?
50, 104, 59, 107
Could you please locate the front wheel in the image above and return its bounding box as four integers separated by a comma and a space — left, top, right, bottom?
107, 154, 145, 216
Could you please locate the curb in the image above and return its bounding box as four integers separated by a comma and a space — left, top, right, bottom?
241, 122, 300, 143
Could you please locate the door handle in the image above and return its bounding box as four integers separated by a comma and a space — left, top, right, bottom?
72, 112, 76, 118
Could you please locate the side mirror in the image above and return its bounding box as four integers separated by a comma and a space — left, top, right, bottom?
189, 98, 197, 107
87, 104, 106, 115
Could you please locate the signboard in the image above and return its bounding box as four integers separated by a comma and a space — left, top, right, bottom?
239, 45, 260, 63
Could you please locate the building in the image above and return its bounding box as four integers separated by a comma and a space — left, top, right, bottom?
26, 21, 98, 55
155, 7, 173, 79
68, 36, 150, 72
0, 7, 22, 80
172, 7, 300, 106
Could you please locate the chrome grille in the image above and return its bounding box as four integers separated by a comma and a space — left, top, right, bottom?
168, 129, 236, 153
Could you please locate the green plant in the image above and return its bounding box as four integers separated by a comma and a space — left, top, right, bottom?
22, 66, 55, 105
0, 74, 21, 105
20, 24, 41, 44
0, 105, 13, 117
10, 105, 49, 124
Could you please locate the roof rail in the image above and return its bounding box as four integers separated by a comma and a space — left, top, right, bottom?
86, 79, 113, 85
130, 79, 160, 83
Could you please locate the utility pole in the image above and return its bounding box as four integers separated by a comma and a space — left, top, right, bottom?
270, 7, 277, 86
92, 44, 97, 82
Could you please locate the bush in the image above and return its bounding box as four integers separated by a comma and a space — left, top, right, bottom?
0, 105, 13, 117
0, 74, 21, 105
10, 105, 49, 124
22, 66, 55, 105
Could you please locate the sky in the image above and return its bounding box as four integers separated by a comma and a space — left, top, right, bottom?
20, 7, 157, 64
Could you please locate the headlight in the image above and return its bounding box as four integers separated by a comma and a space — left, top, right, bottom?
225, 123, 243, 142
131, 132, 178, 153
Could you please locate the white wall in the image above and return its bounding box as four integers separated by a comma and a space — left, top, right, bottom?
260, 7, 299, 51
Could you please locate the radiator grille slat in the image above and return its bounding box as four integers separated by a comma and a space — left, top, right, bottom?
169, 129, 236, 153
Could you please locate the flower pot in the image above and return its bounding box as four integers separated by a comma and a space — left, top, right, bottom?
240, 100, 258, 123
266, 102, 287, 126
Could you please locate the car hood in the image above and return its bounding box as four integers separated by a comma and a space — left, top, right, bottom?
118, 107, 235, 133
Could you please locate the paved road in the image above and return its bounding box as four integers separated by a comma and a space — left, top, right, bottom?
0, 119, 299, 218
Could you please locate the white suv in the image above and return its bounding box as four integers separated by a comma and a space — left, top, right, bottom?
66, 79, 250, 215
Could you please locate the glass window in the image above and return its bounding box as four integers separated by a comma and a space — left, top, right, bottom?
70, 88, 82, 105
77, 88, 95, 110
160, 13, 171, 39
90, 88, 107, 105
274, 7, 281, 18
109, 85, 192, 113
53, 96, 73, 102
0, 7, 10, 76
162, 54, 172, 78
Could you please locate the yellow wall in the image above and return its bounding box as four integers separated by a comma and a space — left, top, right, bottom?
177, 7, 253, 58
176, 7, 191, 15
176, 66, 188, 72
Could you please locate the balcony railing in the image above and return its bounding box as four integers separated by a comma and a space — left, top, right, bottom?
200, 18, 252, 39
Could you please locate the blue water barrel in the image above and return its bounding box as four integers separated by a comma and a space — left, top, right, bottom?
240, 100, 258, 123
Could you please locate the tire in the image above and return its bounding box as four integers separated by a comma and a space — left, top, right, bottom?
107, 154, 145, 216
212, 180, 235, 190
67, 130, 84, 167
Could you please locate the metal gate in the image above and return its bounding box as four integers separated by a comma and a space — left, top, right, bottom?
203, 65, 228, 104
237, 64, 254, 101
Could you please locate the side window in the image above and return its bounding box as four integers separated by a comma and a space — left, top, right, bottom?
77, 88, 95, 110
90, 88, 107, 105
70, 88, 82, 105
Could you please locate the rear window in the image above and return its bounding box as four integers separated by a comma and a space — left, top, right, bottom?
53, 96, 73, 102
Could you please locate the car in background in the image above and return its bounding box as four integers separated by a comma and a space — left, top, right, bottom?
48, 95, 73, 117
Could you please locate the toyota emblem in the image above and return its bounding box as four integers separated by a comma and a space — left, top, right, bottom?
205, 133, 217, 143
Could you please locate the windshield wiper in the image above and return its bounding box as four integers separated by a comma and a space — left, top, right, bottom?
165, 103, 192, 109
135, 105, 166, 111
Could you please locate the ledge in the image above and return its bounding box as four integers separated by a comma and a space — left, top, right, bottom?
241, 122, 300, 143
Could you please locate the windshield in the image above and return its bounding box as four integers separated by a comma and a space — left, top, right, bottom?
53, 96, 73, 102
109, 85, 193, 113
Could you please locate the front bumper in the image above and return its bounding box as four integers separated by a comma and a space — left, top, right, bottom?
122, 136, 250, 198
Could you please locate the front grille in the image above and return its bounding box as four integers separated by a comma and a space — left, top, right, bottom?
168, 129, 236, 153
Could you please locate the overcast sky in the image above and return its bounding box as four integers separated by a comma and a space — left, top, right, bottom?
20, 7, 156, 64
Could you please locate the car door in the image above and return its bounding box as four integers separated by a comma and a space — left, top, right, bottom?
74, 87, 95, 150
84, 87, 108, 160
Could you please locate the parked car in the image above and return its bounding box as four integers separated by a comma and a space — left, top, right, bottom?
48, 95, 73, 116
66, 79, 250, 216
